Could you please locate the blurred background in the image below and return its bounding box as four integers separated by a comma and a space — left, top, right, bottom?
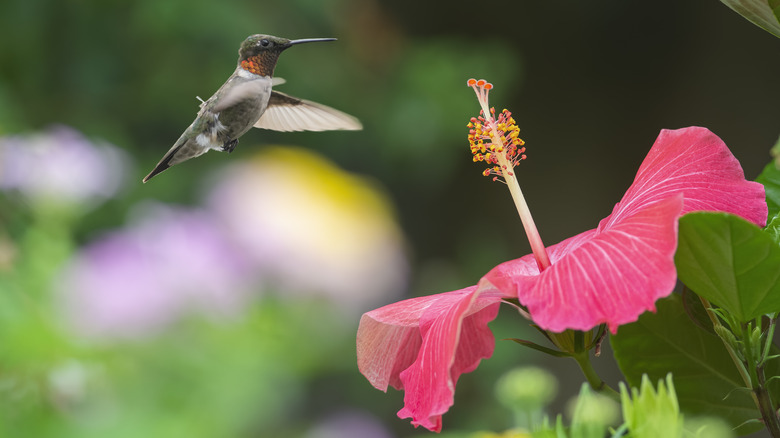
1, 0, 779, 436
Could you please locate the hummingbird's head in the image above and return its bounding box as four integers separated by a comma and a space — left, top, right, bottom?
237, 34, 336, 77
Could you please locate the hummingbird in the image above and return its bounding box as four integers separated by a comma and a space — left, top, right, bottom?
142, 34, 362, 183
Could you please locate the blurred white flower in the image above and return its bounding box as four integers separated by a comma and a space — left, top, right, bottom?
47, 359, 91, 409
56, 203, 252, 339
206, 146, 408, 314
0, 125, 128, 208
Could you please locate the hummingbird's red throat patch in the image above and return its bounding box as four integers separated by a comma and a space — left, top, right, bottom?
240, 56, 265, 76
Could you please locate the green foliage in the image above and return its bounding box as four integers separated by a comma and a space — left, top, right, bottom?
611, 295, 772, 435
720, 0, 780, 38
619, 374, 683, 438
674, 212, 780, 322
0, 180, 380, 437
774, 0, 780, 24
770, 134, 780, 168
1, 252, 359, 437
767, 212, 780, 243
758, 161, 780, 220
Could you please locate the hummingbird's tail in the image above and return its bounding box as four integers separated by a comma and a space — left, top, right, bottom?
142, 134, 200, 183
142, 160, 172, 183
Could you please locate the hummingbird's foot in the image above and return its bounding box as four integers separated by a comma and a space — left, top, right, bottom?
222, 139, 239, 153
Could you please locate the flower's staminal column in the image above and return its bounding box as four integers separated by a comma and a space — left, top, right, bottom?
467, 79, 551, 272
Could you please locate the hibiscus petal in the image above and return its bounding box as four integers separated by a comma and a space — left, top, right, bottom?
601, 127, 767, 230
356, 286, 504, 431
357, 296, 429, 392
484, 195, 683, 333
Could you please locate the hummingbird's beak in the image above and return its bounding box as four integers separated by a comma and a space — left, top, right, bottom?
288, 38, 337, 46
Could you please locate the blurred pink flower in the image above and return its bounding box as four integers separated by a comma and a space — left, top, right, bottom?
0, 125, 127, 207
357, 126, 767, 432
57, 204, 251, 338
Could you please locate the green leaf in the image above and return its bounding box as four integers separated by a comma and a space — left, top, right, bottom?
773, 0, 780, 24
757, 161, 780, 220
767, 212, 780, 243
505, 338, 572, 358
675, 212, 780, 322
611, 295, 774, 435
770, 134, 780, 167
720, 0, 780, 38
680, 287, 716, 336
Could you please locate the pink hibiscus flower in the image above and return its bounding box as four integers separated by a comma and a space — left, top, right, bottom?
481, 126, 766, 334
356, 79, 767, 432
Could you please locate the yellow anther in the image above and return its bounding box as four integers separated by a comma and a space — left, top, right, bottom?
466, 79, 527, 182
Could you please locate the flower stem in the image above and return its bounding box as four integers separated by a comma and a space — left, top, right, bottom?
572, 351, 619, 401
498, 156, 551, 272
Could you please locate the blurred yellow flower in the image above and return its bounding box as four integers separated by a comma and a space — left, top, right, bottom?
207, 146, 408, 313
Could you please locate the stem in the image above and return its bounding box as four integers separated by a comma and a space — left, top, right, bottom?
744, 322, 780, 437
572, 351, 620, 401
699, 297, 757, 404
700, 297, 780, 435
756, 362, 780, 437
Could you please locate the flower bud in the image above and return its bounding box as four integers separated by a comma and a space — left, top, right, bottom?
495, 366, 558, 413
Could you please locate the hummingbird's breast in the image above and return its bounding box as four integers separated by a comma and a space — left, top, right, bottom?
219, 95, 268, 139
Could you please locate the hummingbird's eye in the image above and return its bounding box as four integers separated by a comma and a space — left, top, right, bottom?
260, 39, 271, 47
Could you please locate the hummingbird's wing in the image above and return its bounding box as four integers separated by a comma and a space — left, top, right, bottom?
253, 91, 362, 132
210, 79, 270, 113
